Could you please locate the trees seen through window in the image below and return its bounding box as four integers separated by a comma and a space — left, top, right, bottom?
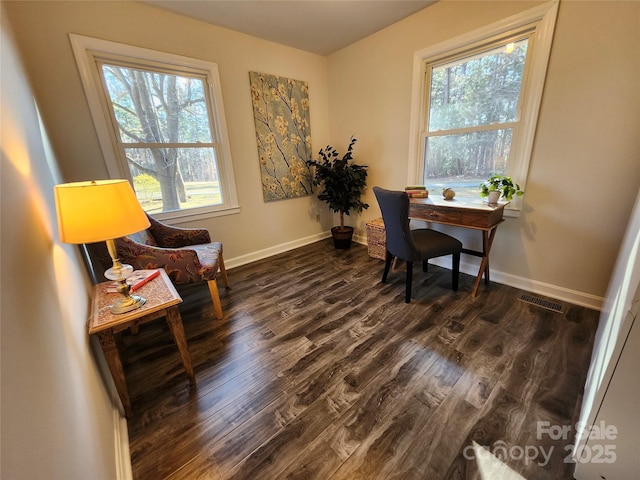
100, 64, 222, 213
423, 38, 529, 194
70, 34, 239, 220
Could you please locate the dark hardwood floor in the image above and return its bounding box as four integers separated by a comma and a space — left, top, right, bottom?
123, 240, 599, 480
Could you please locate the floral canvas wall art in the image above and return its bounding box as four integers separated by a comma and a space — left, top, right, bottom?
249, 72, 313, 201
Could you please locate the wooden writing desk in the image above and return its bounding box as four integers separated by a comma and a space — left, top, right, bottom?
409, 196, 508, 297
88, 269, 195, 417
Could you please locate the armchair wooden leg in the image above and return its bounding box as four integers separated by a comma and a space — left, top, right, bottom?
218, 253, 230, 289
207, 279, 224, 319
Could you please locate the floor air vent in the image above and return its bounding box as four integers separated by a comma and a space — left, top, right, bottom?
518, 294, 565, 313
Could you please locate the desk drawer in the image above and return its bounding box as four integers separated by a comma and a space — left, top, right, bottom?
460, 209, 503, 228
409, 199, 505, 229
420, 208, 461, 224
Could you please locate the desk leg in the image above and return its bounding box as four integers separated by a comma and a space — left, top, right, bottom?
96, 329, 133, 417
482, 231, 490, 285
165, 306, 196, 385
471, 225, 499, 298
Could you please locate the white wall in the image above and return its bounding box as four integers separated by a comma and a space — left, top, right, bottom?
1, 9, 128, 479
3, 0, 332, 265
328, 0, 640, 306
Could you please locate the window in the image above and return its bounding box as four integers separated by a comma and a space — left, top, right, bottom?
70, 35, 239, 220
408, 2, 559, 210
424, 37, 529, 190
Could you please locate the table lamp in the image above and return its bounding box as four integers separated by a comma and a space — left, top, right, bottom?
54, 180, 151, 314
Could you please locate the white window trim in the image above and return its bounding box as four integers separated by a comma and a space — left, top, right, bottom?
69, 33, 240, 222
407, 1, 559, 213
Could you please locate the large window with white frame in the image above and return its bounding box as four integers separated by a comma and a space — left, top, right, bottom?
70, 34, 239, 220
408, 1, 559, 210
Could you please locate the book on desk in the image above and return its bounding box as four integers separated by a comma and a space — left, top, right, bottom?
405, 185, 429, 198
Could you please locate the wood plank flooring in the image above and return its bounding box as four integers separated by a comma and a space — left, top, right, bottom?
123, 240, 599, 480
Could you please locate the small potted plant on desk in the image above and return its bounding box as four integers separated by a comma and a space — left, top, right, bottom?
480, 174, 524, 204
307, 137, 369, 249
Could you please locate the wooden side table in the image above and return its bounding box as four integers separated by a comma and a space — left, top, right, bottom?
88, 268, 195, 417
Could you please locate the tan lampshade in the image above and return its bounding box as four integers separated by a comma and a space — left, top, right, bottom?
54, 180, 150, 244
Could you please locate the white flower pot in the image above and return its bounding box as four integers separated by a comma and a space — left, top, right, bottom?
487, 190, 500, 204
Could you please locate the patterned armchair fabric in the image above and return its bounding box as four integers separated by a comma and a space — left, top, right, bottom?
113, 214, 229, 319
115, 238, 223, 285
146, 214, 211, 248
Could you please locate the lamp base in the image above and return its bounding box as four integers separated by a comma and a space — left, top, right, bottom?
103, 254, 147, 314
110, 294, 146, 314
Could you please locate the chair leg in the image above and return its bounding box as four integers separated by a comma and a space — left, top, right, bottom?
382, 251, 393, 283
218, 253, 230, 288
405, 261, 413, 303
452, 252, 460, 291
207, 279, 224, 319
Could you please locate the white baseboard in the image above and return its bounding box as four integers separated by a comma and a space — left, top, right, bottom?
429, 256, 603, 310
224, 231, 331, 269
114, 408, 133, 480
353, 236, 604, 310
485, 267, 603, 311
353, 233, 368, 245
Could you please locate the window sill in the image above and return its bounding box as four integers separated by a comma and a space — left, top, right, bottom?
504, 205, 522, 218
153, 205, 241, 225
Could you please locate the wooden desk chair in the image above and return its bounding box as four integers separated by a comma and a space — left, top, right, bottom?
373, 187, 462, 303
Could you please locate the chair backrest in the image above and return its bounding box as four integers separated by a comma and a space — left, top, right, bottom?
126, 229, 157, 246
373, 187, 419, 262
124, 213, 157, 245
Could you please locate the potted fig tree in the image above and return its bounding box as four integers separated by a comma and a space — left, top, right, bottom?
307, 137, 369, 248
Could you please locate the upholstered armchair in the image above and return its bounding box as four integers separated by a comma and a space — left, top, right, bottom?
113, 214, 229, 319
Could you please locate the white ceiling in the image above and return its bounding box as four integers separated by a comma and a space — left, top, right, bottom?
139, 0, 437, 56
